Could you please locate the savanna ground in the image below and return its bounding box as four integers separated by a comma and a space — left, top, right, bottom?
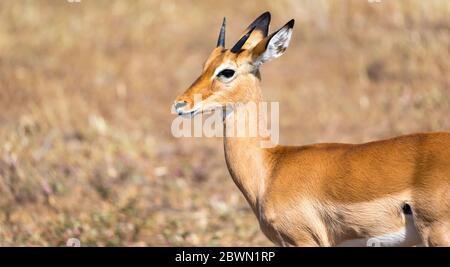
0, 0, 449, 246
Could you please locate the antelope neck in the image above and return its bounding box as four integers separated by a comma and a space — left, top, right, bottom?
222, 80, 271, 216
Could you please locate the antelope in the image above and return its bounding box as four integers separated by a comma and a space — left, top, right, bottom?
173, 12, 450, 246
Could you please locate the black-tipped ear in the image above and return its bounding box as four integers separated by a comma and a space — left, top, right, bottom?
285, 19, 295, 29
244, 11, 271, 38
217, 17, 226, 47
230, 26, 256, 53
230, 11, 271, 53
251, 19, 295, 66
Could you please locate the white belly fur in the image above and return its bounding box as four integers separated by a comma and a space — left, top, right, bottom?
337, 215, 423, 247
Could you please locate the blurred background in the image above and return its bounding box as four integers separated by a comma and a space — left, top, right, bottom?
0, 0, 449, 246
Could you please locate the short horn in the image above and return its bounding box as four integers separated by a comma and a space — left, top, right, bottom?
217, 17, 226, 47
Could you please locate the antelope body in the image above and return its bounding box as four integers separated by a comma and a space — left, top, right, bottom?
173, 12, 450, 246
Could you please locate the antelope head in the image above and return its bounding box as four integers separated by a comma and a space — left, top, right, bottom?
174, 12, 294, 116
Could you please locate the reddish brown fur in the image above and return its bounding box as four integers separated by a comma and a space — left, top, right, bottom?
174, 15, 450, 246
261, 133, 450, 246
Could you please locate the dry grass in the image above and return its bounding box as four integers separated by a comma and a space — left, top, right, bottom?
0, 0, 449, 246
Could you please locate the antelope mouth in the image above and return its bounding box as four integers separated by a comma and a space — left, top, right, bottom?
177, 107, 201, 117
176, 105, 224, 118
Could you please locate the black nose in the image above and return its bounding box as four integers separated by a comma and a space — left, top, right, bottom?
175, 101, 187, 109
174, 101, 187, 114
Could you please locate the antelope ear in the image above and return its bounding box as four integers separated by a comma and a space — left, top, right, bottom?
230, 11, 271, 52
251, 19, 294, 67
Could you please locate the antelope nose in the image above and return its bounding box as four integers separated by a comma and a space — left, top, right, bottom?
174, 101, 187, 115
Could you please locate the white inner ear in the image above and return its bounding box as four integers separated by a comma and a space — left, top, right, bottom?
255, 27, 292, 66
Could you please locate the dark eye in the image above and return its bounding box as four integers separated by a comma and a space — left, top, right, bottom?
217, 69, 235, 79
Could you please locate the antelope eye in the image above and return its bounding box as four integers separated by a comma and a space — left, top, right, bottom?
217, 69, 235, 79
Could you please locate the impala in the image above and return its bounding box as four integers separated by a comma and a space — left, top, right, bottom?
173, 12, 450, 246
